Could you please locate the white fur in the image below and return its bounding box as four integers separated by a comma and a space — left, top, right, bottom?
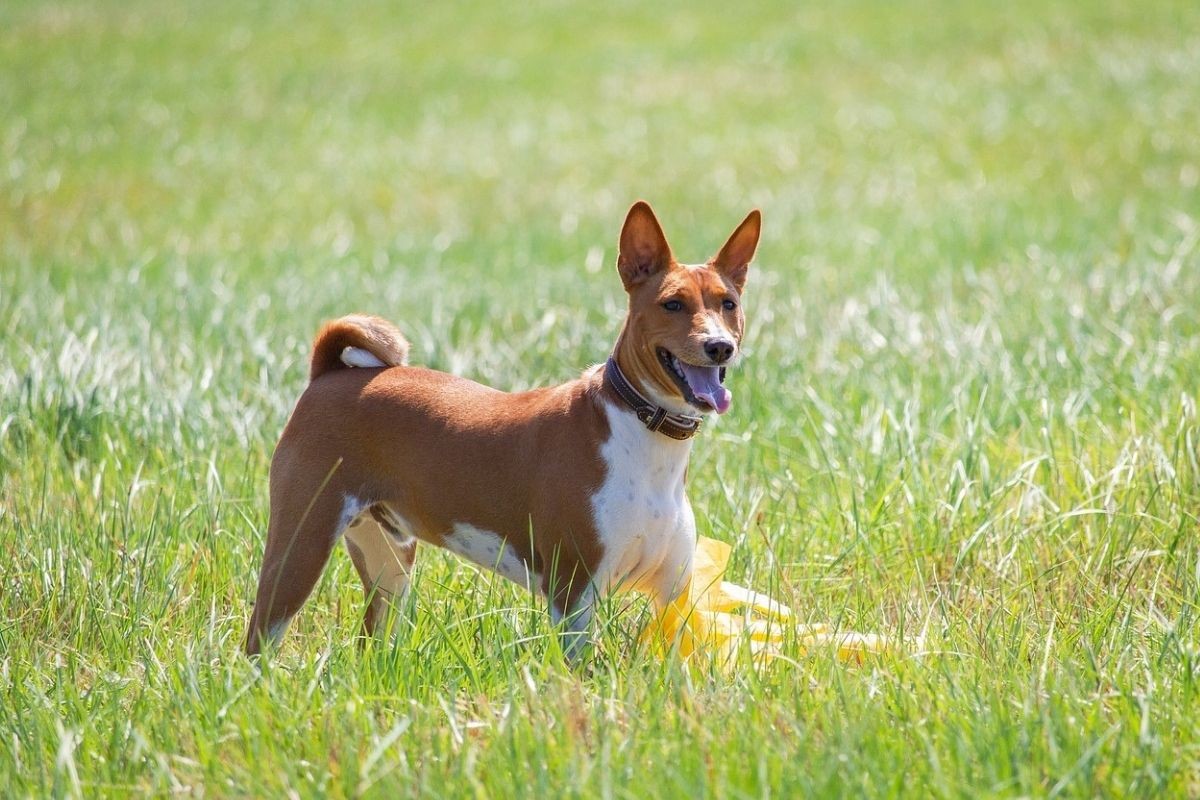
265, 615, 293, 647
590, 401, 697, 606
441, 522, 541, 591
343, 505, 416, 599
341, 346, 387, 368
337, 495, 369, 538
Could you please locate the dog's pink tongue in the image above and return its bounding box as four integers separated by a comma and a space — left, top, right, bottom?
679, 363, 732, 414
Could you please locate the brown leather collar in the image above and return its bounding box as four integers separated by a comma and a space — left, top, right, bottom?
603, 356, 703, 440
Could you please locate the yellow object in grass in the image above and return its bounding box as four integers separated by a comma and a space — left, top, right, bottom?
643, 536, 895, 666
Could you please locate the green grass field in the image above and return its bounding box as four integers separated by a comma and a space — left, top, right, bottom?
3, 0, 1199, 795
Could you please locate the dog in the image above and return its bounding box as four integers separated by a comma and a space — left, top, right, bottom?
244, 201, 760, 660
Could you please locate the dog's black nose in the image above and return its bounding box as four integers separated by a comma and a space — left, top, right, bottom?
704, 338, 735, 364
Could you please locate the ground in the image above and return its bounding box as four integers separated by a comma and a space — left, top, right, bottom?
1, 0, 1198, 796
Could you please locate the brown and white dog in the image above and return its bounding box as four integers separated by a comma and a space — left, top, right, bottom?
245, 201, 760, 659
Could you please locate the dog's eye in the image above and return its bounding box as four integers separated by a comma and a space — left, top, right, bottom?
722, 299, 737, 311
663, 300, 683, 312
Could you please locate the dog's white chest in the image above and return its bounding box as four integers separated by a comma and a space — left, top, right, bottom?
590, 403, 696, 600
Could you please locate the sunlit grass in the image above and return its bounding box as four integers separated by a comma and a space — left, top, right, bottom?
2, 0, 1199, 796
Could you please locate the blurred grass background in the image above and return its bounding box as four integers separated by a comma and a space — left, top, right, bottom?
2, 0, 1199, 796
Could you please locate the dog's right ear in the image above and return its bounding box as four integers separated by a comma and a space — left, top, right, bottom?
617, 201, 673, 291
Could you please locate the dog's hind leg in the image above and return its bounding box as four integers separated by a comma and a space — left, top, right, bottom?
343, 503, 418, 643
244, 485, 357, 656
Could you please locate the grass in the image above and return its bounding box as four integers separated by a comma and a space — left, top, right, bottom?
2, 0, 1199, 795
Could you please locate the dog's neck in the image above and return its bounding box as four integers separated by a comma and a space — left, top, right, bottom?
610, 322, 700, 420
602, 356, 703, 440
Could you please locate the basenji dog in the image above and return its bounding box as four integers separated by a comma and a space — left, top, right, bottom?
244, 201, 760, 660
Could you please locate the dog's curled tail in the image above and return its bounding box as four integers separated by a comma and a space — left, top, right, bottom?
309, 314, 411, 381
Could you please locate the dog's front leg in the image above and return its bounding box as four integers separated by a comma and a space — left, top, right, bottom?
549, 585, 596, 664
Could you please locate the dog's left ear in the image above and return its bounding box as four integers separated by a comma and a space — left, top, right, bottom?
710, 209, 760, 293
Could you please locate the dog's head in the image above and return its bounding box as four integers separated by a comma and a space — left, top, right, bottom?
615, 201, 760, 416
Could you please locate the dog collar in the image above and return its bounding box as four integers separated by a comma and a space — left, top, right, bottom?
603, 356, 703, 440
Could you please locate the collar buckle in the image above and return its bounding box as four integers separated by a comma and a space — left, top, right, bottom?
639, 406, 668, 432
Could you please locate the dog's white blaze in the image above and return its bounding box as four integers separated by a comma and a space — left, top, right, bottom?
441, 523, 541, 590
590, 401, 696, 605
341, 346, 387, 368
700, 314, 737, 351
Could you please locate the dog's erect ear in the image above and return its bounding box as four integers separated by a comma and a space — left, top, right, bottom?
617, 201, 674, 291
710, 209, 760, 293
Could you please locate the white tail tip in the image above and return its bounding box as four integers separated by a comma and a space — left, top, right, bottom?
340, 346, 388, 369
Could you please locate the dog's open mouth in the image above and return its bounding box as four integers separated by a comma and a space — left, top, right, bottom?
657, 348, 732, 414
